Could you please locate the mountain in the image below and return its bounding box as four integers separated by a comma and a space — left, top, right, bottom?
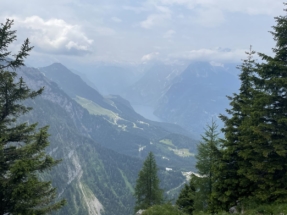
123, 62, 187, 107
83, 65, 142, 95
154, 62, 240, 136
17, 65, 189, 215
69, 68, 99, 91
40, 63, 111, 109
39, 63, 198, 170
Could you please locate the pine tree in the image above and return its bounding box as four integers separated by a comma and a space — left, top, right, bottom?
195, 120, 220, 212
0, 19, 65, 215
134, 152, 163, 212
176, 176, 196, 215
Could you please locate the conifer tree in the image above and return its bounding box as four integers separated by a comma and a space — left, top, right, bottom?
176, 176, 196, 215
214, 3, 287, 209
0, 19, 65, 215
240, 4, 287, 202
195, 120, 220, 212
212, 48, 258, 210
134, 152, 163, 212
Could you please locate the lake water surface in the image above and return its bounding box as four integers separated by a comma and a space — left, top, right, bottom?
132, 105, 162, 122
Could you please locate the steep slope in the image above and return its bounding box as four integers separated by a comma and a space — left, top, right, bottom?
123, 62, 186, 107
39, 63, 112, 109
18, 66, 186, 215
154, 62, 240, 136
84, 64, 141, 95
39, 63, 198, 170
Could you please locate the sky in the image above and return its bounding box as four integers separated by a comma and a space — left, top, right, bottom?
0, 0, 285, 69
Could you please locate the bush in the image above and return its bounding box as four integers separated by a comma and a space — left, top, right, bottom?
142, 203, 187, 215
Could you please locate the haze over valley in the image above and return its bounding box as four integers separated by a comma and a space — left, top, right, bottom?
1, 1, 286, 214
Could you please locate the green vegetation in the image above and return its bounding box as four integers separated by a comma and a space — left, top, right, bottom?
0, 19, 65, 214
176, 4, 287, 214
169, 148, 194, 157
134, 152, 164, 212
212, 5, 287, 208
119, 169, 134, 193
195, 120, 220, 212
176, 178, 196, 215
192, 203, 287, 215
142, 203, 188, 215
75, 96, 120, 122
160, 139, 174, 147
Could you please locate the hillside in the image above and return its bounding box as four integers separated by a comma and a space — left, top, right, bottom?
39, 63, 198, 170
16, 65, 196, 215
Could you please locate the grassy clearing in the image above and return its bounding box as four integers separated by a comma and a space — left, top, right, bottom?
168, 147, 194, 157
119, 169, 134, 193
74, 96, 120, 122
159, 139, 174, 147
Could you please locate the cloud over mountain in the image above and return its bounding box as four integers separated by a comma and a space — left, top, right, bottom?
16, 16, 93, 56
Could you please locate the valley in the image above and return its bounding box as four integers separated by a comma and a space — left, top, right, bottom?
1, 2, 285, 214
14, 62, 205, 215
5, 57, 243, 215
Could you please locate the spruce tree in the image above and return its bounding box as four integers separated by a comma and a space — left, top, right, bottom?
134, 152, 163, 212
0, 19, 65, 215
240, 4, 287, 202
176, 176, 196, 215
214, 3, 287, 209
194, 120, 220, 213
212, 48, 258, 210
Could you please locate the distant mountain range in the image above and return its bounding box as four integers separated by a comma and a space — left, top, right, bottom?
14, 62, 199, 215
154, 62, 240, 136
123, 62, 187, 107
120, 61, 240, 136
16, 59, 241, 214
82, 65, 143, 95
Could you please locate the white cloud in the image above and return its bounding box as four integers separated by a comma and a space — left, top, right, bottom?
15, 16, 93, 56
111, 17, 122, 23
155, 0, 283, 16
149, 0, 283, 27
141, 52, 160, 62
140, 4, 171, 29
170, 47, 247, 62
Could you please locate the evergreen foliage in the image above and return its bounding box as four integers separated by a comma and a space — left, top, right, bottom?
213, 3, 287, 210
142, 203, 188, 215
195, 120, 220, 212
176, 177, 196, 215
212, 47, 258, 210
0, 19, 65, 215
134, 152, 164, 212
